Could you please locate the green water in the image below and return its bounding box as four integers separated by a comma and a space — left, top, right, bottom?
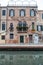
0, 51, 43, 65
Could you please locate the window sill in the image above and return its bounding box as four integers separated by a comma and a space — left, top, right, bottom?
17, 31, 27, 33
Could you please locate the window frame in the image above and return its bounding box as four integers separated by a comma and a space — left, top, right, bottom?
42, 14, 43, 19
10, 34, 14, 39
32, 22, 34, 30
30, 9, 35, 17
9, 9, 15, 17
20, 9, 25, 17
23, 21, 27, 27
37, 25, 43, 31
1, 35, 5, 40
2, 22, 6, 31
2, 10, 6, 16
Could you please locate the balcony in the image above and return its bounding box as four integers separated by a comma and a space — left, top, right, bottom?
31, 29, 35, 33
16, 26, 28, 33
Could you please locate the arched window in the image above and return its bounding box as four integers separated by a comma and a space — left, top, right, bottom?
9, 9, 14, 17
18, 21, 22, 27
20, 9, 25, 16
30, 9, 35, 16
23, 22, 27, 27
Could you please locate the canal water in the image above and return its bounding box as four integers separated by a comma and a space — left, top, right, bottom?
0, 51, 43, 65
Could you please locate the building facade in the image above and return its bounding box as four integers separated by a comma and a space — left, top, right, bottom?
0, 1, 43, 44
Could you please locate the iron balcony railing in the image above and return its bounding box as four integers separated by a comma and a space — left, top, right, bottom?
16, 26, 28, 32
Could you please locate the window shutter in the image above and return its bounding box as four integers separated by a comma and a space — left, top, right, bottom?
42, 26, 43, 31
9, 10, 10, 16
13, 10, 14, 16
37, 25, 38, 31
30, 10, 31, 16
24, 10, 25, 16
42, 14, 43, 19
34, 10, 36, 16
19, 10, 21, 16
2, 23, 5, 30
41, 25, 43, 31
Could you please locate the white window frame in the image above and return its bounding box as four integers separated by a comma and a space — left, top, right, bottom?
20, 10, 25, 16
1, 22, 6, 31
30, 9, 35, 16
9, 9, 14, 17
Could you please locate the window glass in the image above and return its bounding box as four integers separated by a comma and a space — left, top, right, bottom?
10, 34, 14, 39
2, 10, 6, 16
37, 25, 42, 31
18, 22, 22, 27
30, 9, 35, 16
20, 10, 25, 16
1, 35, 5, 40
42, 14, 43, 19
23, 22, 26, 27
32, 22, 34, 30
38, 26, 41, 31
9, 9, 14, 17
2, 22, 5, 30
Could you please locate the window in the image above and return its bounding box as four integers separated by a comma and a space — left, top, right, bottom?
18, 21, 27, 27
2, 22, 5, 30
10, 23, 13, 31
42, 14, 43, 19
18, 22, 22, 27
30, 9, 36, 16
1, 35, 5, 40
37, 25, 41, 31
17, 21, 28, 31
10, 34, 14, 39
20, 9, 25, 16
23, 22, 27, 27
37, 25, 43, 31
2, 10, 6, 16
9, 9, 14, 17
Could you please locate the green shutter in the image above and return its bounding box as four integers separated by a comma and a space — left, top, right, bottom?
41, 25, 43, 31
32, 22, 34, 30
34, 11, 36, 16
41, 25, 42, 31
30, 10, 31, 16
9, 10, 10, 16
42, 14, 43, 19
24, 10, 25, 16
37, 25, 38, 31
19, 10, 21, 16
42, 26, 43, 31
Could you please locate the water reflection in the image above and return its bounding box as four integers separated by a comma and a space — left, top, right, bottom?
0, 51, 43, 65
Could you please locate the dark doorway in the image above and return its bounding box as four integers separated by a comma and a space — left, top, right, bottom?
29, 35, 33, 43
20, 36, 24, 43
